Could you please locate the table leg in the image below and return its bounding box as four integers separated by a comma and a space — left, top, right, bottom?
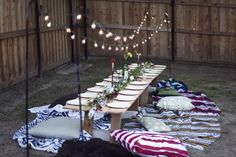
84, 111, 93, 135
128, 98, 139, 111
140, 86, 148, 106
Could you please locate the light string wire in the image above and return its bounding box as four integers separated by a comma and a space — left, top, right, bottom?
42, 10, 170, 51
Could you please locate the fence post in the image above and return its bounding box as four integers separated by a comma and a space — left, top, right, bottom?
35, 0, 42, 78
171, 0, 176, 62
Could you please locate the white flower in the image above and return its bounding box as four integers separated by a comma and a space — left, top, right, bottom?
130, 75, 134, 81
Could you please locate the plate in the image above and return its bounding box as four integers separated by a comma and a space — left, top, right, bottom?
130, 81, 148, 85
104, 78, 120, 83
106, 101, 131, 108
87, 86, 105, 93
66, 98, 90, 106
143, 73, 157, 76
125, 85, 146, 90
81, 92, 98, 99
153, 65, 166, 69
115, 95, 136, 101
96, 81, 112, 87
119, 90, 140, 96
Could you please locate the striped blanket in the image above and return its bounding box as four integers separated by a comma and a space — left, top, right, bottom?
122, 91, 221, 151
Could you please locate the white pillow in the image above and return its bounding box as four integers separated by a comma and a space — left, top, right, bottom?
157, 96, 194, 111
138, 117, 171, 132
29, 117, 81, 140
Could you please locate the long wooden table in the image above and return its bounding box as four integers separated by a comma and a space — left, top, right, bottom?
64, 65, 166, 136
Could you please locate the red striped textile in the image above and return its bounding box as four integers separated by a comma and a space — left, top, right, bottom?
111, 130, 189, 157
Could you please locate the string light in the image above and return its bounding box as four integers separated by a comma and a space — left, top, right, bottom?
108, 46, 112, 51
94, 42, 98, 48
115, 47, 119, 51
136, 43, 139, 47
101, 44, 105, 50
123, 37, 127, 42
151, 33, 154, 37
66, 27, 72, 33
125, 46, 129, 50
155, 30, 159, 33
82, 38, 86, 44
121, 47, 124, 51
44, 15, 49, 21
77, 14, 82, 20
148, 36, 151, 40
133, 45, 136, 48
71, 34, 75, 40
91, 22, 96, 29
99, 29, 104, 35
46, 22, 51, 27
142, 41, 145, 44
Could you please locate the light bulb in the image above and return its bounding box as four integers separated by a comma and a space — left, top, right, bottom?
99, 29, 104, 35
121, 47, 124, 51
44, 15, 49, 21
146, 12, 149, 15
106, 33, 110, 38
47, 22, 51, 27
151, 34, 153, 37
114, 37, 118, 41
133, 45, 136, 48
117, 36, 121, 40
77, 14, 82, 20
144, 18, 146, 21
144, 39, 147, 42
82, 38, 86, 44
142, 41, 145, 44
164, 19, 167, 23
148, 37, 151, 40
108, 32, 113, 37
152, 16, 155, 20
159, 26, 161, 29
165, 12, 169, 17
125, 46, 129, 50
101, 44, 105, 50
108, 46, 112, 51
123, 37, 127, 42
155, 30, 158, 33
115, 47, 119, 51
160, 23, 163, 27
66, 28, 71, 33
136, 44, 139, 47
91, 22, 96, 29
71, 34, 75, 40
94, 42, 98, 48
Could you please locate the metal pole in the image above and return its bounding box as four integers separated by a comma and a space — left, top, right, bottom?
73, 17, 84, 139
83, 0, 88, 60
25, 1, 35, 156
166, 13, 172, 78
34, 0, 42, 78
171, 0, 176, 61
69, 0, 75, 63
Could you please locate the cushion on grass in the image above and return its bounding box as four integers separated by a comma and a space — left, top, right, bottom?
111, 130, 189, 157
138, 117, 171, 132
157, 96, 194, 111
158, 88, 181, 96
29, 117, 81, 140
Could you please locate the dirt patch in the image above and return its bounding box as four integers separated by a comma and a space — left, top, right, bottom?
0, 56, 236, 157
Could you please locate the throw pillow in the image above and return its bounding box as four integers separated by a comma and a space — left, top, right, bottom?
157, 96, 194, 111
138, 117, 171, 132
29, 117, 81, 140
111, 130, 189, 157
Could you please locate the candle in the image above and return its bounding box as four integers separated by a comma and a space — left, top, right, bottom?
111, 58, 115, 69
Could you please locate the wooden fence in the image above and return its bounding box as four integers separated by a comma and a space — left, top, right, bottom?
85, 0, 236, 64
0, 0, 74, 89
0, 0, 236, 89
